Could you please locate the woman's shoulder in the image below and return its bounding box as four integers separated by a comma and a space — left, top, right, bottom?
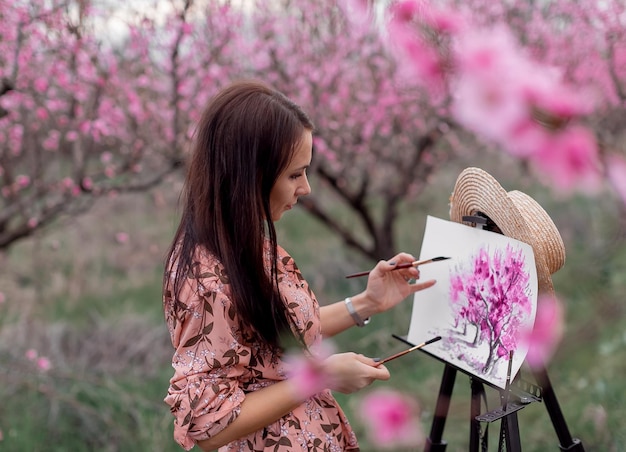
190, 246, 227, 277
166, 245, 229, 299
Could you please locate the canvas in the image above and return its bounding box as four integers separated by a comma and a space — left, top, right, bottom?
407, 216, 538, 389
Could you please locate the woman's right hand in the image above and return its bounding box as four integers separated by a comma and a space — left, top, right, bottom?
323, 352, 390, 394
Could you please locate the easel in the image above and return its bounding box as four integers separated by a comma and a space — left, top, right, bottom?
402, 214, 585, 451
426, 362, 584, 451
392, 335, 585, 452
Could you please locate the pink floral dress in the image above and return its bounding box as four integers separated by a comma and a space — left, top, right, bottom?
163, 244, 359, 451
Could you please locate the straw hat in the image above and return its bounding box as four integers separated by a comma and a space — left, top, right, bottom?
449, 167, 565, 294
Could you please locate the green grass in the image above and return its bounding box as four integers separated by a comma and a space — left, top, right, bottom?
0, 360, 177, 451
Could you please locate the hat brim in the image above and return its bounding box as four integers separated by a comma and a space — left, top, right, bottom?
449, 167, 556, 294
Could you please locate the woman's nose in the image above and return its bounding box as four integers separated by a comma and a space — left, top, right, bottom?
300, 175, 311, 196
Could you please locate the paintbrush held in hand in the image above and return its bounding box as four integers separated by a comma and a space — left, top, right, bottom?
376, 336, 442, 366
345, 256, 451, 279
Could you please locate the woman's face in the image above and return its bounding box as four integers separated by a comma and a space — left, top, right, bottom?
269, 130, 313, 222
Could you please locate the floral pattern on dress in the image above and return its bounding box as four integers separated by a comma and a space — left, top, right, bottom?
163, 244, 359, 451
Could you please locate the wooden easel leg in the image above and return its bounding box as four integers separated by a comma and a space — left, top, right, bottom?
532, 366, 585, 451
497, 411, 522, 452
424, 364, 457, 452
469, 378, 485, 452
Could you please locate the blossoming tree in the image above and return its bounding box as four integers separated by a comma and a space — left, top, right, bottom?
2, 0, 626, 260
0, 0, 241, 248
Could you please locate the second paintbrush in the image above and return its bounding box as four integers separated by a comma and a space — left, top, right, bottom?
376, 335, 442, 366
345, 256, 451, 279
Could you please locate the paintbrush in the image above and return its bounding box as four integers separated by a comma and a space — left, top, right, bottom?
376, 335, 442, 366
345, 256, 451, 279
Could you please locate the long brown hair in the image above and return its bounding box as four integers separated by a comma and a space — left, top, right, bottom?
164, 80, 314, 351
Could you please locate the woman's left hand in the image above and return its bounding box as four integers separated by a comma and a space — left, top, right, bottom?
364, 252, 436, 315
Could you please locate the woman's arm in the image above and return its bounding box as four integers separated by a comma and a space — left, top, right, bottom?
319, 292, 377, 337
196, 380, 303, 451
196, 353, 390, 451
320, 253, 437, 337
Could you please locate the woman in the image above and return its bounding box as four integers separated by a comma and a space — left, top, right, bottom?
163, 80, 436, 451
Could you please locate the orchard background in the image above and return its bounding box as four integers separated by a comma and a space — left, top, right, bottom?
1, 0, 625, 450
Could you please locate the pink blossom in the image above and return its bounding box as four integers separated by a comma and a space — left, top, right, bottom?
519, 294, 564, 369
81, 177, 93, 190
8, 124, 24, 155
79, 121, 91, 134
42, 130, 61, 151
427, 8, 465, 34
33, 77, 48, 93
115, 232, 129, 244
390, 0, 422, 23
530, 126, 601, 193
61, 177, 74, 190
452, 28, 532, 145
526, 80, 592, 120
386, 2, 447, 93
60, 177, 78, 194
181, 22, 194, 35
37, 357, 52, 372
36, 107, 48, 120
15, 174, 30, 188
25, 349, 38, 361
339, 0, 372, 27
100, 152, 113, 163
358, 388, 423, 449
387, 22, 444, 92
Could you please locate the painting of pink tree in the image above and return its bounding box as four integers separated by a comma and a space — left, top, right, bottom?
448, 245, 533, 377
409, 216, 537, 388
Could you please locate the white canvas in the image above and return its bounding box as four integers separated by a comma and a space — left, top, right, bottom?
407, 216, 538, 389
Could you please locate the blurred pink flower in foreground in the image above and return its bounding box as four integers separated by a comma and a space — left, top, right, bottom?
284, 342, 334, 400
529, 126, 601, 193
519, 294, 565, 369
358, 388, 423, 449
385, 8, 601, 196
25, 349, 38, 361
